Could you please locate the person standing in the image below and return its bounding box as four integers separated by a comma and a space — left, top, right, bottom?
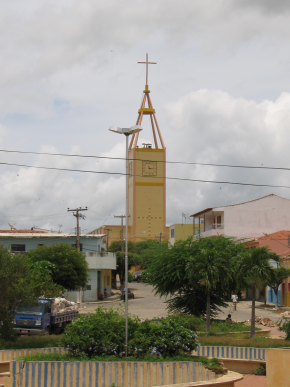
231, 294, 238, 310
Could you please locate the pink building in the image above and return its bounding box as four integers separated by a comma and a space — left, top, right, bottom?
191, 194, 290, 240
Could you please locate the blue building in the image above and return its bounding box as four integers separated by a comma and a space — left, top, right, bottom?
0, 230, 116, 302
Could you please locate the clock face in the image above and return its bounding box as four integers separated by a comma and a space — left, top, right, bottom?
142, 161, 157, 176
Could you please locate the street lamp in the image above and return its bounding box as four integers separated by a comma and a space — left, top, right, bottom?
124, 231, 146, 241
109, 125, 142, 357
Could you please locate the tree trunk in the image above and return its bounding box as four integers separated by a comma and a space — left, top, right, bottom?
206, 288, 211, 334
251, 286, 256, 339
274, 288, 279, 310
264, 286, 266, 306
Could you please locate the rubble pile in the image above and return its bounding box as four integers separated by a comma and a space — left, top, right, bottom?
254, 316, 276, 327
51, 298, 77, 315
280, 311, 290, 318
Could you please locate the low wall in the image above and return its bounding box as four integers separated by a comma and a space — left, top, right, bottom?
9, 360, 217, 387
221, 359, 265, 374
0, 347, 65, 362
195, 346, 265, 360
265, 348, 290, 387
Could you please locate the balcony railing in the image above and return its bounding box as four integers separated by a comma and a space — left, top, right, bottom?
194, 223, 224, 235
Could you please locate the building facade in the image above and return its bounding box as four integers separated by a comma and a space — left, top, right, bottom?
169, 223, 199, 245
245, 231, 290, 307
0, 230, 116, 302
191, 194, 290, 240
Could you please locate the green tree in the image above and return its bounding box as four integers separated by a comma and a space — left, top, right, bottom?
146, 236, 245, 322
268, 261, 290, 309
186, 239, 236, 333
0, 246, 61, 341
27, 243, 89, 291
135, 239, 168, 268
108, 240, 137, 254
238, 246, 277, 338
114, 252, 142, 286
108, 240, 141, 287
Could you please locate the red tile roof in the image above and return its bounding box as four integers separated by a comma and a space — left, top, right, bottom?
258, 231, 290, 240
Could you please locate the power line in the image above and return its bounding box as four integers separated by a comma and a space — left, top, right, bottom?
0, 160, 289, 189
1, 148, 290, 172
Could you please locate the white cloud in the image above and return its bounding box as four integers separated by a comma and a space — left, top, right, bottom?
1, 90, 290, 232
164, 89, 290, 223
1, 1, 290, 234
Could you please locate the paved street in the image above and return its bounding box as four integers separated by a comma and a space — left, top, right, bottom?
235, 375, 266, 387
80, 282, 288, 324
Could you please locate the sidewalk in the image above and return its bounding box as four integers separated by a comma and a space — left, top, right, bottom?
235, 375, 266, 387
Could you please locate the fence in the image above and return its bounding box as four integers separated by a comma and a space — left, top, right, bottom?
10, 360, 216, 387
196, 346, 265, 360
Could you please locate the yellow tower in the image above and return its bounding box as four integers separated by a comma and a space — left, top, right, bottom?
128, 54, 166, 242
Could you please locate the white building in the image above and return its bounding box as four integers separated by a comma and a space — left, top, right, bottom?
191, 194, 290, 240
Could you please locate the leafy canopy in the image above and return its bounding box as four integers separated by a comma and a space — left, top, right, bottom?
145, 236, 246, 317
27, 243, 89, 291
0, 246, 61, 341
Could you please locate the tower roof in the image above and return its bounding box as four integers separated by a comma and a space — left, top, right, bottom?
129, 53, 165, 150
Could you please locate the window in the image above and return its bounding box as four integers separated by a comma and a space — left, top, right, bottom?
217, 216, 221, 226
171, 229, 175, 238
86, 285, 91, 291
11, 244, 25, 252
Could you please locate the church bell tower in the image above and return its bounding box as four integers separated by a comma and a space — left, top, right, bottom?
128, 54, 166, 241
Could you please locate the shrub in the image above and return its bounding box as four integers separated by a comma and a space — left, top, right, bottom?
277, 318, 290, 340
128, 272, 135, 283
128, 318, 199, 357
62, 307, 139, 358
62, 308, 200, 359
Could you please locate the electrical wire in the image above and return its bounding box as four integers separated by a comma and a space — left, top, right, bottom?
1, 148, 290, 171
0, 160, 289, 189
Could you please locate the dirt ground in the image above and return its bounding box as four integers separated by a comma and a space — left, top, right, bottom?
79, 282, 290, 330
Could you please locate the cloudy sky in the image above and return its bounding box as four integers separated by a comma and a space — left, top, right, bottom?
1, 0, 290, 233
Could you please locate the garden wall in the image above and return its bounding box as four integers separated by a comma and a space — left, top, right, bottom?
9, 360, 216, 387
0, 347, 65, 362
195, 346, 265, 360
265, 348, 290, 387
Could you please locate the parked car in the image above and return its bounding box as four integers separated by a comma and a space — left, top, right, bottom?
132, 270, 145, 283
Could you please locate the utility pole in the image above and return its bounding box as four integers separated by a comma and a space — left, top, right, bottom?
114, 215, 126, 251
105, 228, 112, 251
155, 232, 163, 244
67, 207, 88, 251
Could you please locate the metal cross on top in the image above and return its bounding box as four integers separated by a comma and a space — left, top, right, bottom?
138, 53, 156, 86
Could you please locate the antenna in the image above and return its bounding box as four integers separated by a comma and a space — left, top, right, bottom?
182, 213, 191, 224
8, 223, 17, 230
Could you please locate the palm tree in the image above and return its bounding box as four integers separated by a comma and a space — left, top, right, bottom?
268, 261, 290, 309
238, 246, 277, 338
187, 243, 233, 334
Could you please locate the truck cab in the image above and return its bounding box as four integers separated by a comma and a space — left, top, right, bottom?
13, 299, 51, 335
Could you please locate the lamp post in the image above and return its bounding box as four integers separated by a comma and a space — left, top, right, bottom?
109, 125, 142, 357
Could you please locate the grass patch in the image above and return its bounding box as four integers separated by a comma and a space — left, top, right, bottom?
196, 320, 260, 334
0, 335, 62, 350
198, 333, 290, 348
17, 353, 222, 370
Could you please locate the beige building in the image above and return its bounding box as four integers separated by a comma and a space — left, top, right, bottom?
91, 57, 167, 244
169, 223, 199, 245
